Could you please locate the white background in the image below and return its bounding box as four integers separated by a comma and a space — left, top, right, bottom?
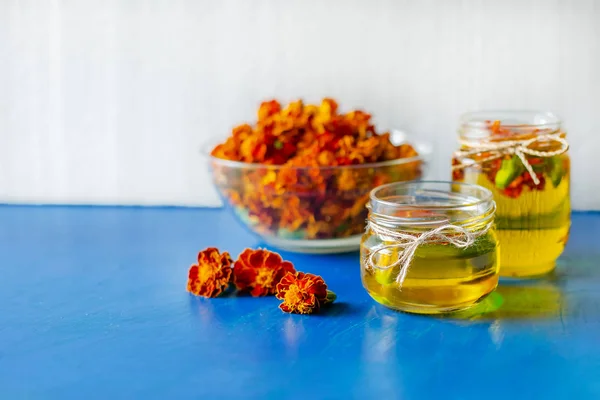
1, 0, 598, 209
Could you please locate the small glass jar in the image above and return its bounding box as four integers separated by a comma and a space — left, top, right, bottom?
360, 181, 499, 314
453, 111, 570, 278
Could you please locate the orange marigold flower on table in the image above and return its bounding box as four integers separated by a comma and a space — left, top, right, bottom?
276, 272, 337, 314
233, 248, 296, 296
187, 248, 233, 298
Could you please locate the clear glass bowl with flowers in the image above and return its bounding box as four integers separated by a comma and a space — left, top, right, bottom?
207, 98, 430, 253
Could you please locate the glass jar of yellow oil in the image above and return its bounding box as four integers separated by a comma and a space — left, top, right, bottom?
360, 181, 499, 314
453, 111, 570, 278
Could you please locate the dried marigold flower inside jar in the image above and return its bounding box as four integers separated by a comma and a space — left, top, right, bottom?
453, 111, 570, 278
360, 181, 499, 314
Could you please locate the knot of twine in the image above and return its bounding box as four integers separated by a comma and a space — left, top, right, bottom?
453, 134, 569, 185
365, 220, 493, 286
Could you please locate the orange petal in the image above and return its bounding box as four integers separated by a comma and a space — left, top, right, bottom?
263, 251, 283, 269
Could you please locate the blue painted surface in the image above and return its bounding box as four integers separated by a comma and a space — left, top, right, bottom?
0, 206, 599, 399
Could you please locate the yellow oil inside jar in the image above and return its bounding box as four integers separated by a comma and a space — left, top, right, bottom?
361, 181, 499, 314
454, 112, 571, 278
460, 154, 570, 278
361, 229, 499, 314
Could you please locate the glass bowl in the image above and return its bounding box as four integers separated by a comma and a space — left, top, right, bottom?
206, 142, 431, 254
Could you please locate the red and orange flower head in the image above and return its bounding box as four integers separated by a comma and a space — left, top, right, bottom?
276, 272, 334, 314
258, 100, 281, 122
187, 248, 233, 298
233, 248, 296, 297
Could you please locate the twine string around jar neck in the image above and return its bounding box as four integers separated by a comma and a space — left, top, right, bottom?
453, 133, 569, 185
365, 217, 494, 286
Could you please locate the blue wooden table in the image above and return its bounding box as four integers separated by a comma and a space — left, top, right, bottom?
1, 206, 599, 399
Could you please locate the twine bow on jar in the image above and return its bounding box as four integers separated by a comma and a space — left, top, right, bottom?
452, 134, 569, 185
365, 219, 493, 286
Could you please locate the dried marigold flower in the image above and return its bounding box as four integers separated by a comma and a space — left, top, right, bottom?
233, 248, 296, 296
276, 271, 336, 314
187, 248, 233, 298
452, 157, 465, 181
258, 100, 281, 122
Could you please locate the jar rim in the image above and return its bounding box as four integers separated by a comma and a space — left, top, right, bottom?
371, 180, 492, 208
368, 180, 495, 227
458, 110, 563, 142
459, 110, 561, 129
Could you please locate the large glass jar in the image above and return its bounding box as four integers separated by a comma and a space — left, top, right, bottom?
453, 111, 570, 277
360, 181, 499, 314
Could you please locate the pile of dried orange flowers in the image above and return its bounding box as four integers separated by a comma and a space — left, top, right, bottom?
187, 247, 336, 315
210, 98, 422, 240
